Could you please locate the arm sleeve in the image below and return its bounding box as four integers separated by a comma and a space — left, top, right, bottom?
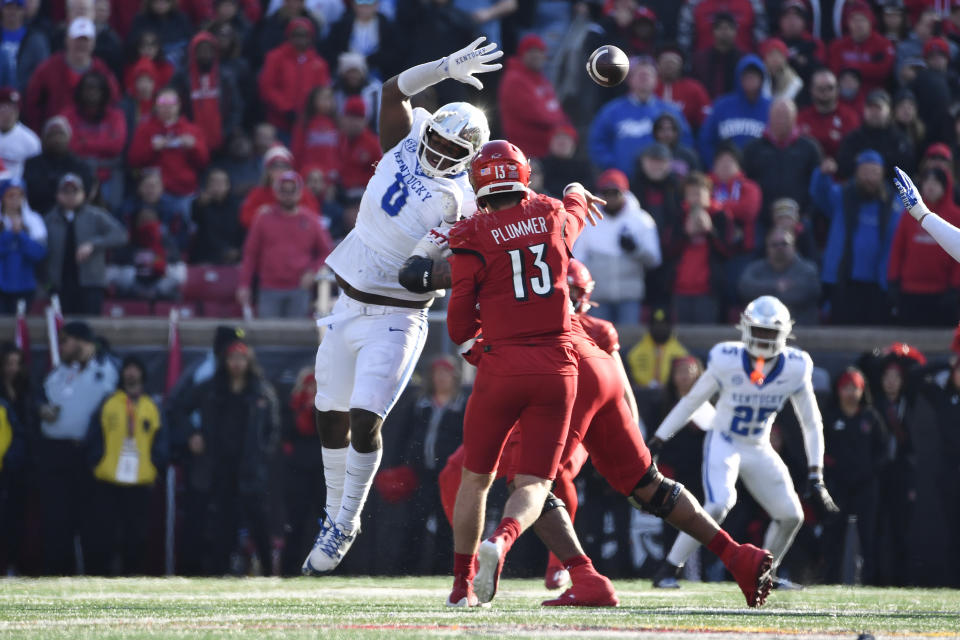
789, 355, 825, 468
93, 210, 129, 249
635, 211, 662, 268
446, 251, 483, 345
653, 368, 720, 441
587, 106, 617, 169
239, 217, 262, 288
920, 212, 960, 263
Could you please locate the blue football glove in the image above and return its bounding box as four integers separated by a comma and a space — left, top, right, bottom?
893, 166, 930, 222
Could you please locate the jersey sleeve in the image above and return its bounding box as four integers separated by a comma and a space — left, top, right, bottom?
654, 363, 721, 442
788, 351, 825, 469
561, 190, 589, 250
446, 217, 485, 345
583, 315, 620, 354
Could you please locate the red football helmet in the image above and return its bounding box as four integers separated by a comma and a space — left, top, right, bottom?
567, 258, 595, 314
469, 139, 531, 201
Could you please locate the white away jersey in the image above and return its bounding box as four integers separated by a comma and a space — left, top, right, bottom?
325, 107, 476, 301
655, 341, 824, 467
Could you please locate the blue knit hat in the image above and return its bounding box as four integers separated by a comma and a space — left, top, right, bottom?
856, 149, 884, 168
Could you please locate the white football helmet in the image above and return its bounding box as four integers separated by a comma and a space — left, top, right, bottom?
418, 102, 490, 178
738, 296, 794, 359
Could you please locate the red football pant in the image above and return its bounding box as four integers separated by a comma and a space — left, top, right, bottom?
462, 367, 576, 481
562, 353, 652, 496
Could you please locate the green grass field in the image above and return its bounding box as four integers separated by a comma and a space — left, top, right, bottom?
1, 576, 958, 639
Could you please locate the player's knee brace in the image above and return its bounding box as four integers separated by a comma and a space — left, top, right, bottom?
399, 255, 434, 293
628, 466, 684, 518
542, 491, 565, 514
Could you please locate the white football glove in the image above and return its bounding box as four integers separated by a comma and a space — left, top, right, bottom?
893, 166, 932, 222
443, 37, 503, 90
411, 226, 451, 260
397, 38, 503, 96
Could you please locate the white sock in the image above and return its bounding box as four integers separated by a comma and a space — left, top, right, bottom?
322, 446, 348, 518
666, 532, 702, 568
335, 445, 383, 535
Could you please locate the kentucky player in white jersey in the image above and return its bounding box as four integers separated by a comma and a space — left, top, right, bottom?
302, 38, 502, 574
647, 296, 839, 589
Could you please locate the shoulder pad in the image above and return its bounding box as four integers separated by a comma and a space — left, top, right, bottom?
707, 341, 742, 368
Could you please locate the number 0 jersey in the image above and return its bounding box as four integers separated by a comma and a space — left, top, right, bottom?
654, 341, 825, 468
324, 107, 475, 302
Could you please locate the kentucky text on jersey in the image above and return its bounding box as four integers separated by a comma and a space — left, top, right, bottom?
393, 150, 433, 201
490, 216, 547, 245
730, 392, 788, 406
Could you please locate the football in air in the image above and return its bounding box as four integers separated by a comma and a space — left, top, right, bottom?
586, 45, 630, 87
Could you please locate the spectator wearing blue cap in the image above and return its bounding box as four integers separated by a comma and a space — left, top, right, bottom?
810, 150, 902, 325
589, 56, 693, 179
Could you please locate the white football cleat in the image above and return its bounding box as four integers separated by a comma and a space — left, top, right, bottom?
474, 538, 506, 604
302, 516, 357, 575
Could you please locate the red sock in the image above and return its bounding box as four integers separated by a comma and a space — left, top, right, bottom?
454, 552, 476, 581
492, 517, 522, 554
563, 554, 590, 571
707, 529, 735, 559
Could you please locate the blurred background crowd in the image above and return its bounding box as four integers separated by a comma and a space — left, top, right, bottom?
1, 0, 960, 588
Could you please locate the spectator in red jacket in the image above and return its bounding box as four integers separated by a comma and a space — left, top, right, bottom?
239, 145, 320, 228
888, 167, 960, 326
776, 0, 826, 94
291, 86, 340, 180
259, 17, 330, 133
237, 170, 333, 318
169, 31, 242, 154
497, 34, 572, 159
797, 68, 861, 160
60, 70, 127, 210
24, 18, 120, 132
678, 0, 768, 54
710, 143, 761, 253
128, 87, 210, 214
337, 96, 381, 199
122, 30, 175, 99
828, 2, 895, 95
661, 171, 735, 323
655, 45, 710, 130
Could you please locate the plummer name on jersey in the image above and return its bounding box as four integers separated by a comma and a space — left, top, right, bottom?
490, 216, 547, 245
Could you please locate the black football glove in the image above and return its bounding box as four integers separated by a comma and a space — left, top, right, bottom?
804, 472, 839, 515
647, 436, 665, 463
619, 229, 637, 253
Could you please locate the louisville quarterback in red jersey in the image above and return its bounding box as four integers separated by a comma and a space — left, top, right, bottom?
442, 255, 777, 608
444, 139, 603, 608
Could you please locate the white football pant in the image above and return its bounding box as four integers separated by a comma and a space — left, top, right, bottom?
666, 429, 804, 571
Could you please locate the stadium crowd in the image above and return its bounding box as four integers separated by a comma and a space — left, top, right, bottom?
1, 0, 960, 587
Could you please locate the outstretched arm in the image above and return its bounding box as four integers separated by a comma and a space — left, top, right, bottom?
894, 165, 960, 263
379, 37, 503, 151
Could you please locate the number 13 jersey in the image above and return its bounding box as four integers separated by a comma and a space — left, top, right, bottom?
446, 191, 587, 353
324, 107, 475, 302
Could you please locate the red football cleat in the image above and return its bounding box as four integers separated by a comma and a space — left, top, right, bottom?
723, 543, 774, 608
542, 574, 619, 607
446, 577, 480, 608
474, 538, 506, 604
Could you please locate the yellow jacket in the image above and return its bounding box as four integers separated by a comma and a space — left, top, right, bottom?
0, 403, 13, 473
626, 334, 688, 388
90, 391, 164, 486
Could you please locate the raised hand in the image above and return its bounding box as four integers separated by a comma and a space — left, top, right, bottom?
445, 37, 504, 90
893, 166, 930, 222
